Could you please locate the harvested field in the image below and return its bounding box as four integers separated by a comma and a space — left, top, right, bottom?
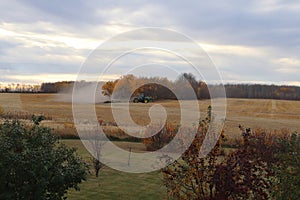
0, 93, 299, 142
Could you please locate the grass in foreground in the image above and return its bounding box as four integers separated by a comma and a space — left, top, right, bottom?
62, 140, 166, 200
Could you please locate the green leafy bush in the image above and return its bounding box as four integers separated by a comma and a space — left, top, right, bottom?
0, 119, 88, 200
272, 133, 300, 200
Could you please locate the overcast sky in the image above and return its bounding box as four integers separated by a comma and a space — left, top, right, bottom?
0, 0, 300, 86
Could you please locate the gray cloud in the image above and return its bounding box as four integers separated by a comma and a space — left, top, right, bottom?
156, 1, 300, 48
0, 0, 299, 85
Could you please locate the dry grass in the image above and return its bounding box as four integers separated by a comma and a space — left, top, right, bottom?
0, 93, 299, 144
224, 98, 300, 140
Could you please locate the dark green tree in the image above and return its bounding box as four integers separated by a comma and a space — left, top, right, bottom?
0, 119, 88, 200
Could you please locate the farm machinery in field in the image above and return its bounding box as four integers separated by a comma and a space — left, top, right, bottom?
132, 93, 152, 103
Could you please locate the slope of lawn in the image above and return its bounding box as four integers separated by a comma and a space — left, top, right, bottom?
62, 140, 166, 200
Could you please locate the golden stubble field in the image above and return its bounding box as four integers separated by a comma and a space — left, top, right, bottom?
0, 93, 299, 142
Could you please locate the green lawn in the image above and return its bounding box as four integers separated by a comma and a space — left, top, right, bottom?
62, 140, 166, 200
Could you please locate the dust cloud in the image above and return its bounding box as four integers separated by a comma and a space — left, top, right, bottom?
56, 82, 109, 104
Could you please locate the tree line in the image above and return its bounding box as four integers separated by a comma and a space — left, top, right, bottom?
102, 73, 300, 100
0, 83, 40, 93
1, 74, 300, 100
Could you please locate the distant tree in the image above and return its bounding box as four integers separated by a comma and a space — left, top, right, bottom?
41, 83, 57, 93
182, 73, 198, 93
174, 73, 199, 99
0, 119, 88, 199
198, 81, 210, 99
40, 81, 74, 93
112, 74, 135, 99
102, 80, 119, 98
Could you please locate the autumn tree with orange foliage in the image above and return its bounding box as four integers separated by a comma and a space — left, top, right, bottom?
102, 79, 118, 98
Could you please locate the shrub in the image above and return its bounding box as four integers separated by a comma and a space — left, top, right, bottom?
161, 105, 300, 200
272, 132, 300, 199
161, 106, 226, 199
0, 119, 88, 199
0, 105, 5, 118
212, 127, 277, 200
161, 107, 285, 200
143, 123, 178, 151
4, 111, 52, 121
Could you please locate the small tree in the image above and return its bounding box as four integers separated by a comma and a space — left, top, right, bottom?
87, 126, 105, 177
162, 106, 225, 199
0, 119, 88, 200
79, 120, 106, 178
